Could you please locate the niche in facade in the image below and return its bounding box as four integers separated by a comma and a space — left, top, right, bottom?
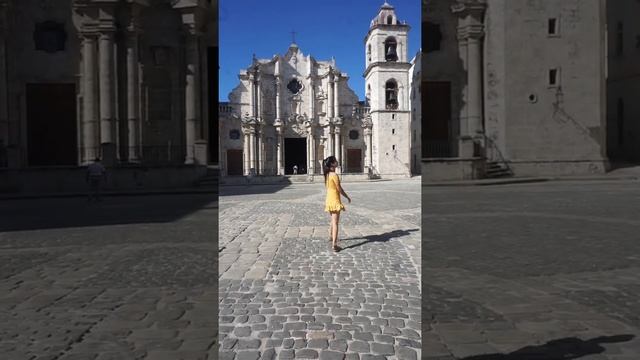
34, 21, 67, 53
424, 22, 442, 53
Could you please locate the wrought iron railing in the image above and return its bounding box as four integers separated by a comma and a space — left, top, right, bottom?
423, 140, 453, 158
219, 104, 233, 113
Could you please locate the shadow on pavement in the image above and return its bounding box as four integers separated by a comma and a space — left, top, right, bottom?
220, 181, 313, 196
0, 193, 218, 232
340, 228, 419, 250
460, 334, 635, 360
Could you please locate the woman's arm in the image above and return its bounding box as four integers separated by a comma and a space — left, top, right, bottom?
334, 175, 351, 203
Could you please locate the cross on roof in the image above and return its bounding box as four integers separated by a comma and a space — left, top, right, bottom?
291, 30, 297, 44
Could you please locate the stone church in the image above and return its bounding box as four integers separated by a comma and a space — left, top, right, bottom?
0, 0, 216, 191
423, 0, 640, 180
219, 2, 421, 180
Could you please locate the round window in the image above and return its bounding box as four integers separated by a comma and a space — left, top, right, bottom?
229, 129, 241, 140
349, 130, 359, 140
287, 79, 303, 94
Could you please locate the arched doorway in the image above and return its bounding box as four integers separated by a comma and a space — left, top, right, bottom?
284, 137, 306, 175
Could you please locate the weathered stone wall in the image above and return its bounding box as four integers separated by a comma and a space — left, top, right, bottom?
6, 0, 80, 165
606, 0, 640, 162
422, 0, 465, 154
499, 0, 607, 173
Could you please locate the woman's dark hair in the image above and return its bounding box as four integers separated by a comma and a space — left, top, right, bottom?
323, 156, 337, 184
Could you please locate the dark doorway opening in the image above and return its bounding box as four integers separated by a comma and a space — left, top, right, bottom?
285, 137, 306, 175
208, 46, 218, 164
26, 83, 77, 166
423, 81, 452, 158
346, 149, 362, 173
226, 149, 243, 175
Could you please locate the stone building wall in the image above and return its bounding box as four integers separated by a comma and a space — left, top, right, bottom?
423, 0, 616, 179
498, 0, 607, 175
0, 0, 214, 169
606, 0, 640, 162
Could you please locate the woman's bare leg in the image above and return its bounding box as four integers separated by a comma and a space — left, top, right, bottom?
331, 211, 340, 247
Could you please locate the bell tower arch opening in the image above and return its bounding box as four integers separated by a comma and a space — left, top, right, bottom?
384, 37, 398, 62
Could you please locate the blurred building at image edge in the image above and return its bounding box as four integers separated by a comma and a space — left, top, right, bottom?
423, 0, 640, 180
0, 0, 216, 192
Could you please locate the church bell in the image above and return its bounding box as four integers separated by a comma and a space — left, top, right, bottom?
386, 45, 398, 60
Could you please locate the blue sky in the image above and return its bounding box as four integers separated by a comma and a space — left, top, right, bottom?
219, 0, 421, 102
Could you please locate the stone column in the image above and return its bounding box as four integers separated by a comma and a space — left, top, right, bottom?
275, 58, 282, 121
334, 124, 342, 166
364, 127, 373, 171
249, 127, 256, 175
452, 1, 486, 157
242, 129, 250, 175
184, 30, 201, 164
334, 75, 340, 118
306, 133, 311, 174
309, 128, 315, 175
467, 35, 483, 135
275, 77, 281, 121
99, 31, 116, 163
249, 72, 256, 118
82, 35, 99, 163
276, 126, 283, 175
257, 78, 262, 121
308, 78, 314, 118
327, 75, 334, 118
257, 124, 263, 175
328, 123, 334, 157
126, 25, 140, 162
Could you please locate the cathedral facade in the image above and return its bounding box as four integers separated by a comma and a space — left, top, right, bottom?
219, 2, 420, 179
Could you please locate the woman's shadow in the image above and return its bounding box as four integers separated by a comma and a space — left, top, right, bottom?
460, 334, 635, 360
339, 228, 419, 251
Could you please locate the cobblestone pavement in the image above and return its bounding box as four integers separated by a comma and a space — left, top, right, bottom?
422, 180, 640, 359
219, 179, 421, 359
0, 194, 218, 360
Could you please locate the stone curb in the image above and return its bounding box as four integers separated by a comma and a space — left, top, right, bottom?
423, 175, 639, 187
0, 187, 218, 201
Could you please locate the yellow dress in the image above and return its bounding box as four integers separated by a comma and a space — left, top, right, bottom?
325, 173, 345, 212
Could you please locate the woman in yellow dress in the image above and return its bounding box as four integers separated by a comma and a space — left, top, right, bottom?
323, 156, 351, 253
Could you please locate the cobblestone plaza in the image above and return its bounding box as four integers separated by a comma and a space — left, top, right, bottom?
0, 194, 218, 359
219, 180, 422, 359
422, 180, 640, 359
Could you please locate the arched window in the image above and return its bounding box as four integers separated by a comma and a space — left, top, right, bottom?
387, 15, 393, 25
384, 37, 398, 62
229, 129, 241, 140
385, 80, 398, 110
367, 43, 371, 62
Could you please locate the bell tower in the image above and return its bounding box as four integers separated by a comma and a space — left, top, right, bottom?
364, 2, 412, 177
